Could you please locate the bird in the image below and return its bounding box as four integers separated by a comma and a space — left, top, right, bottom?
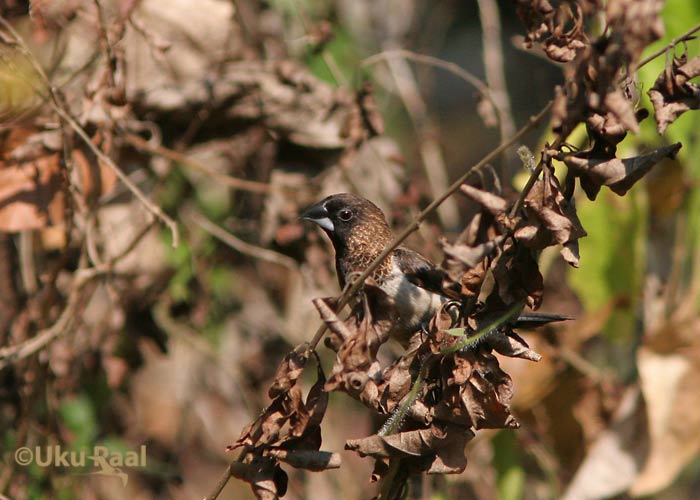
302, 193, 447, 343
301, 193, 569, 345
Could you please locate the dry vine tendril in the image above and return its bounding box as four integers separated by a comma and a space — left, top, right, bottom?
208, 3, 698, 499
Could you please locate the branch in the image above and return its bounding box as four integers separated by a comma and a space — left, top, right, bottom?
636, 23, 700, 70
187, 210, 299, 272
0, 219, 155, 370
123, 133, 275, 194
362, 49, 495, 109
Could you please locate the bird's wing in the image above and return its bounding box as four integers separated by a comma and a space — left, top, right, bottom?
393, 247, 454, 297
394, 248, 572, 327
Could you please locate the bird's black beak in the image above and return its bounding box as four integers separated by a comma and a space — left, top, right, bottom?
300, 202, 334, 232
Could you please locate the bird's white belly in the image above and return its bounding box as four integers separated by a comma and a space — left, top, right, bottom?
380, 273, 446, 334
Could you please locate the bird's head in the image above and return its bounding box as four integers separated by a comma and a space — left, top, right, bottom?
301, 193, 392, 252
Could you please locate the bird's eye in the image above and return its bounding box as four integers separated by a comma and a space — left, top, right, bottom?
338, 209, 353, 221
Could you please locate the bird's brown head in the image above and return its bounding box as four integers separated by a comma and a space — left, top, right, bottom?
301, 193, 393, 285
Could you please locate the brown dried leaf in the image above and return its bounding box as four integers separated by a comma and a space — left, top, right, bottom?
487, 330, 542, 362
565, 143, 682, 198
313, 297, 353, 349
324, 284, 394, 393
441, 235, 504, 270
606, 0, 665, 64
523, 166, 587, 250
230, 457, 287, 500
459, 355, 518, 429
0, 154, 65, 232
231, 396, 289, 451
544, 36, 585, 63
232, 360, 326, 453
603, 89, 639, 134
377, 355, 417, 414
268, 347, 309, 399
345, 424, 470, 461
269, 449, 341, 471
440, 236, 503, 299
492, 245, 544, 309
560, 239, 581, 268
515, 0, 588, 64
460, 184, 507, 215
648, 55, 700, 133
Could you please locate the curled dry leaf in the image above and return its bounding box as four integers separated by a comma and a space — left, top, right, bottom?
434, 348, 520, 430
319, 284, 394, 393
231, 394, 291, 452
487, 330, 542, 362
268, 347, 309, 399
492, 244, 544, 309
564, 142, 682, 199
606, 0, 665, 65
440, 236, 504, 298
282, 364, 328, 451
460, 184, 508, 215
229, 457, 288, 500
522, 165, 587, 266
648, 55, 700, 133
345, 424, 473, 475
523, 0, 663, 138
232, 358, 328, 455
514, 0, 588, 63
268, 449, 341, 471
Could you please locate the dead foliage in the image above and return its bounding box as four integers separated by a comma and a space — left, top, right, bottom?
0, 2, 698, 500
648, 54, 700, 133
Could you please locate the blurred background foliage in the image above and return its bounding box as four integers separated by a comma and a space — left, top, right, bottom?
0, 0, 699, 499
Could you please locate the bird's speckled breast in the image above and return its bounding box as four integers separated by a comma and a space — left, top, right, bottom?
337, 224, 394, 285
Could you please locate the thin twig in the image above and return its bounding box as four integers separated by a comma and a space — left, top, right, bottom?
204, 463, 244, 500
54, 104, 179, 246
0, 285, 81, 370
0, 16, 180, 248
508, 137, 564, 219
0, 218, 155, 370
362, 49, 495, 108
18, 231, 38, 294
187, 210, 299, 271
123, 133, 275, 194
636, 23, 700, 70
